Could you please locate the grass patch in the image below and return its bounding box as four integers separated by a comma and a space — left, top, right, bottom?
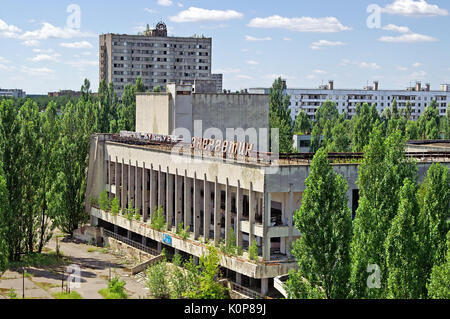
52, 291, 83, 299
98, 276, 128, 299
9, 252, 70, 270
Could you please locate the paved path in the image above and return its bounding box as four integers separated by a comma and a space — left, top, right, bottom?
0, 236, 149, 299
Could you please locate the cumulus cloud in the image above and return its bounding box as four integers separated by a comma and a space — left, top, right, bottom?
340, 59, 381, 70
170, 7, 243, 23
236, 75, 253, 80
382, 24, 411, 33
248, 15, 351, 33
28, 52, 61, 62
245, 35, 272, 41
60, 41, 93, 49
0, 18, 22, 38
157, 0, 173, 6
22, 39, 40, 47
379, 33, 437, 43
310, 39, 346, 50
246, 60, 259, 65
21, 66, 55, 76
20, 22, 95, 40
382, 0, 448, 17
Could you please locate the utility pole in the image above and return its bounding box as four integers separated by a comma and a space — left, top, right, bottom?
22, 267, 25, 299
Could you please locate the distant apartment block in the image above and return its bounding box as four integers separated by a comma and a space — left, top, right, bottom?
249, 81, 450, 121
48, 90, 81, 97
0, 88, 26, 98
99, 22, 221, 96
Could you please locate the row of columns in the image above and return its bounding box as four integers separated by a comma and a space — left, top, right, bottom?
107, 157, 272, 259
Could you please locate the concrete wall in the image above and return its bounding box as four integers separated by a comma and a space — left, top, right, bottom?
192, 93, 270, 151
136, 93, 171, 135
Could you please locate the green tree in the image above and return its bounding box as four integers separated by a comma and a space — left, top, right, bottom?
0, 164, 9, 271
291, 148, 352, 299
185, 246, 228, 299
352, 103, 378, 152
147, 259, 170, 299
427, 231, 450, 299
269, 77, 293, 153
350, 126, 417, 298
385, 178, 422, 298
285, 269, 326, 299
417, 163, 450, 297
293, 110, 311, 134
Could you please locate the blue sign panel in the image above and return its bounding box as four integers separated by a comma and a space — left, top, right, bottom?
162, 234, 172, 246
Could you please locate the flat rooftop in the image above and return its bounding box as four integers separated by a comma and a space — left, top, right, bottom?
106, 134, 450, 167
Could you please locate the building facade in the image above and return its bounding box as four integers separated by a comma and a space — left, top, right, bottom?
250, 81, 450, 122
0, 88, 26, 98
99, 22, 222, 96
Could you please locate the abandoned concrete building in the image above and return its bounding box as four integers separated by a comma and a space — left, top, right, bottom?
85, 84, 450, 297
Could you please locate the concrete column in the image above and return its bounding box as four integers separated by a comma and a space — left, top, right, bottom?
236, 180, 243, 247
142, 236, 147, 246
193, 173, 201, 240
108, 156, 112, 199
184, 171, 192, 231
115, 157, 120, 201
214, 177, 221, 246
261, 278, 269, 296
263, 192, 272, 261
127, 230, 131, 240
249, 182, 255, 246
236, 273, 242, 285
193, 256, 199, 266
288, 190, 294, 258
135, 161, 142, 216
157, 242, 162, 253
128, 160, 134, 209
113, 225, 118, 234
225, 179, 232, 243
158, 166, 166, 213
142, 163, 149, 222
149, 165, 157, 219
175, 169, 183, 230
121, 159, 126, 211
203, 175, 211, 241
166, 167, 174, 231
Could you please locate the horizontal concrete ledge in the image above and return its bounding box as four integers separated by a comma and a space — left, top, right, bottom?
91, 207, 298, 279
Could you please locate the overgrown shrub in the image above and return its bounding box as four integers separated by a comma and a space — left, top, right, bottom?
99, 189, 110, 211
151, 206, 166, 231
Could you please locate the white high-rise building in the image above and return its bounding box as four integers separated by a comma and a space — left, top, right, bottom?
250, 81, 450, 121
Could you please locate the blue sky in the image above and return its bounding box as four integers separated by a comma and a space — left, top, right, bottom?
0, 0, 449, 94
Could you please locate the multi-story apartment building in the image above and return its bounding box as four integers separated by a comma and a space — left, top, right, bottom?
99, 22, 222, 96
250, 81, 450, 122
0, 88, 26, 98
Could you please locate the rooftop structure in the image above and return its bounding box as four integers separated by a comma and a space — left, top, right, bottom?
0, 88, 26, 98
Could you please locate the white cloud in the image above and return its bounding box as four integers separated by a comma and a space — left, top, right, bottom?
0, 18, 22, 38
313, 69, 327, 74
21, 66, 55, 76
248, 15, 351, 33
382, 24, 411, 33
170, 7, 243, 23
245, 35, 272, 41
246, 60, 259, 65
411, 70, 427, 78
28, 53, 61, 62
20, 22, 95, 40
397, 66, 408, 71
311, 39, 346, 50
340, 59, 380, 70
214, 68, 240, 74
263, 74, 295, 80
145, 8, 158, 14
359, 62, 381, 70
378, 33, 437, 43
413, 62, 422, 67
22, 39, 40, 47
283, 37, 292, 41
157, 0, 173, 6
382, 0, 448, 17
237, 75, 253, 80
0, 56, 10, 64
177, 2, 184, 8
65, 59, 98, 70
60, 41, 93, 49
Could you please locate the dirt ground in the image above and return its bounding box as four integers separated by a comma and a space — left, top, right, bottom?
0, 235, 150, 299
